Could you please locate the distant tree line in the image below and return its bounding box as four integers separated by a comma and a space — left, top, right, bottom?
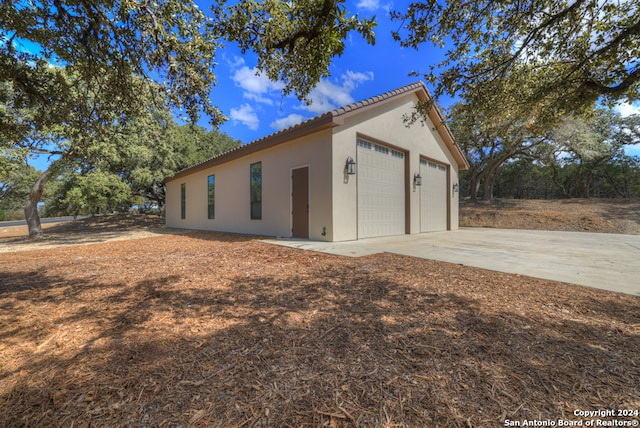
393, 0, 640, 202
1, 0, 375, 236
460, 155, 640, 200
0, 119, 240, 221
448, 102, 640, 201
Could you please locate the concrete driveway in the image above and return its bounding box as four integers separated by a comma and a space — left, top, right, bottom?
264, 228, 640, 296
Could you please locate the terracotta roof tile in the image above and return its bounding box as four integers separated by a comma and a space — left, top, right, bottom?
164, 81, 467, 182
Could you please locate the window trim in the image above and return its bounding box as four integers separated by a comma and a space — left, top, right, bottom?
207, 175, 215, 219
250, 162, 262, 220
180, 183, 186, 220
357, 139, 372, 150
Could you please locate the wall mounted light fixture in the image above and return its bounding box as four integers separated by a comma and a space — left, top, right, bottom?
413, 173, 422, 187
453, 183, 460, 193
346, 157, 357, 175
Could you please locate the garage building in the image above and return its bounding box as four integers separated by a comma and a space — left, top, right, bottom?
164, 82, 469, 242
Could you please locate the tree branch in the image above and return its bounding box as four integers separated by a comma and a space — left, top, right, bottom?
266, 0, 335, 51
495, 0, 588, 72
580, 66, 640, 96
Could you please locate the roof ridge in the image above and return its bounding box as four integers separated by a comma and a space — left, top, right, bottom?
239, 80, 425, 148
330, 81, 425, 117
166, 81, 428, 181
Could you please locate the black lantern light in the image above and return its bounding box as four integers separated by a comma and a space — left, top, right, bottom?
346, 157, 357, 175
413, 172, 422, 186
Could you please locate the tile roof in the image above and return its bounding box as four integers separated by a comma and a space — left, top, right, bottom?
165, 81, 466, 182
330, 81, 424, 116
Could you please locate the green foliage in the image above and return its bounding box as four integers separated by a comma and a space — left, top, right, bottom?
45, 170, 132, 216
447, 96, 546, 200
594, 155, 640, 198
1, 0, 374, 235
170, 124, 241, 171
2, 0, 376, 129
40, 117, 241, 216
1, 0, 222, 125
0, 154, 40, 210
392, 0, 640, 121
457, 107, 640, 199
216, 0, 376, 102
541, 109, 633, 197
489, 155, 640, 199
491, 160, 558, 199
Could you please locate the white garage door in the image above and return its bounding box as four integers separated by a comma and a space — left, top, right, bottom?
357, 139, 405, 238
420, 159, 448, 232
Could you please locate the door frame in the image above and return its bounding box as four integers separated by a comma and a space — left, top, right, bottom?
419, 155, 451, 232
290, 165, 310, 238
355, 135, 408, 239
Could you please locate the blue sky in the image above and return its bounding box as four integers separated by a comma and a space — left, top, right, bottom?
202, 0, 443, 145
23, 0, 640, 170
195, 0, 640, 156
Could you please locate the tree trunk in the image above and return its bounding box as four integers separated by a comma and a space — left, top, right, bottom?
551, 166, 571, 198
481, 176, 494, 201
24, 168, 54, 238
481, 153, 512, 201
469, 168, 480, 200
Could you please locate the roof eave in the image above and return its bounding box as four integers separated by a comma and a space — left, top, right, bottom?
164, 81, 469, 184
415, 90, 470, 171
164, 112, 337, 183
334, 82, 469, 171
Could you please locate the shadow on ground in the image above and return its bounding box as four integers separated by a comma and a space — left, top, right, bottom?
1, 233, 639, 427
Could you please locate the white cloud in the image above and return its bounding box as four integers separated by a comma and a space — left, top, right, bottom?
244, 91, 278, 106
343, 70, 375, 89
615, 101, 640, 117
270, 114, 306, 131
357, 0, 380, 11
616, 101, 640, 157
302, 70, 374, 114
305, 80, 354, 114
357, 0, 391, 12
230, 56, 284, 105
228, 56, 245, 69
233, 66, 274, 95
230, 104, 259, 130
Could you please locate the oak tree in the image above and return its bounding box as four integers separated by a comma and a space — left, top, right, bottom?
392, 0, 640, 121
1, 0, 375, 237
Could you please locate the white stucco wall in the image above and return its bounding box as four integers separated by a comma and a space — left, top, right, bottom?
331, 94, 460, 242
166, 91, 462, 242
166, 129, 334, 241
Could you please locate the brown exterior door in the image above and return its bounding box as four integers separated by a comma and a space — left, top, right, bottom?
292, 167, 309, 238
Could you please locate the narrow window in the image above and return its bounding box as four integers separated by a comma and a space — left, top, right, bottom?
207, 175, 215, 219
375, 144, 389, 155
391, 150, 404, 159
250, 162, 262, 220
180, 183, 186, 219
357, 139, 372, 150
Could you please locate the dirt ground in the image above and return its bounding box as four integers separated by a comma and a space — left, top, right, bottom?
460, 198, 640, 235
1, 204, 639, 427
0, 215, 170, 253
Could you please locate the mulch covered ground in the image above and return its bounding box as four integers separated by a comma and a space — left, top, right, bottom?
460, 198, 640, 235
1, 230, 639, 427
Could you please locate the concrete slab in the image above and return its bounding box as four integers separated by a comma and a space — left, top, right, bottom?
263, 228, 640, 296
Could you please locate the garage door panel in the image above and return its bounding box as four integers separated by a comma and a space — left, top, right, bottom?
357, 140, 405, 238
420, 159, 447, 232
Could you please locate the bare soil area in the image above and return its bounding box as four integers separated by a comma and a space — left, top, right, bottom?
1, 212, 639, 427
460, 198, 640, 235
0, 215, 171, 253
